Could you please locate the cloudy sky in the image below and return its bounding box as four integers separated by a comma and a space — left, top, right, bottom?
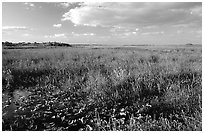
2, 2, 202, 45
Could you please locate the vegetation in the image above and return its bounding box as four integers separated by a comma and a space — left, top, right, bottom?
2, 45, 202, 131
2, 41, 71, 49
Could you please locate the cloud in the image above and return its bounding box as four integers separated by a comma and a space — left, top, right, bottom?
24, 2, 35, 7
3, 26, 29, 31
53, 24, 62, 28
141, 31, 164, 36
143, 25, 158, 29
110, 26, 130, 32
22, 33, 31, 37
59, 2, 71, 8
24, 2, 35, 9
62, 2, 201, 29
45, 33, 66, 38
177, 30, 184, 34
83, 33, 95, 36
54, 34, 66, 37
58, 2, 83, 9
110, 25, 139, 36
71, 32, 95, 36
110, 26, 139, 33
190, 6, 202, 16
112, 31, 138, 37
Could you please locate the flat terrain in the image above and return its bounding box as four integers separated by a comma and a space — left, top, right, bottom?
2, 44, 202, 131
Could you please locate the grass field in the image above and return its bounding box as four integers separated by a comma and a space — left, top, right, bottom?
2, 45, 202, 131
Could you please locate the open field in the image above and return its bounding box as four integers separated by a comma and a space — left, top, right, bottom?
2, 45, 202, 131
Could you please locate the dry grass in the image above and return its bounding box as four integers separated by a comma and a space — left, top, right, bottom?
2, 45, 202, 131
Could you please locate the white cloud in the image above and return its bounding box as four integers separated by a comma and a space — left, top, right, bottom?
59, 2, 71, 8
62, 2, 201, 29
71, 32, 79, 36
45, 33, 66, 38
83, 33, 95, 36
123, 32, 137, 36
58, 2, 83, 8
141, 31, 164, 36
143, 25, 158, 29
3, 26, 29, 31
53, 24, 62, 28
110, 26, 130, 32
110, 25, 139, 36
22, 33, 31, 37
190, 30, 202, 35
112, 31, 138, 37
24, 2, 35, 7
54, 34, 65, 37
24, 2, 35, 9
71, 32, 95, 36
190, 6, 202, 16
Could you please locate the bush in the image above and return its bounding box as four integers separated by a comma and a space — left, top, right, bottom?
149, 55, 159, 63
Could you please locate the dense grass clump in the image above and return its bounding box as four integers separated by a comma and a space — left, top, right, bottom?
2, 46, 202, 131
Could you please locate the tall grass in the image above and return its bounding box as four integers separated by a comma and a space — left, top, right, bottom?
2, 47, 202, 131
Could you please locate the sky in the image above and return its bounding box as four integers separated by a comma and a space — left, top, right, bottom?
2, 2, 202, 45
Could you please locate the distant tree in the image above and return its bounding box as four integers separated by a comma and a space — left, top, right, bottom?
3, 41, 14, 46
186, 43, 193, 46
34, 42, 39, 45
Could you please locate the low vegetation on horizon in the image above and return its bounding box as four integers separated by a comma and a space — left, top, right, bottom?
2, 41, 72, 49
2, 44, 202, 131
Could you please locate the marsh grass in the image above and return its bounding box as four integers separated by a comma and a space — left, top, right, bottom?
2, 46, 202, 131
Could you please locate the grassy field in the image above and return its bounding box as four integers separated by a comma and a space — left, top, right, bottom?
2, 45, 202, 131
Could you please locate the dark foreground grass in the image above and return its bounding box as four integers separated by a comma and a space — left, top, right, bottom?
2, 46, 202, 131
